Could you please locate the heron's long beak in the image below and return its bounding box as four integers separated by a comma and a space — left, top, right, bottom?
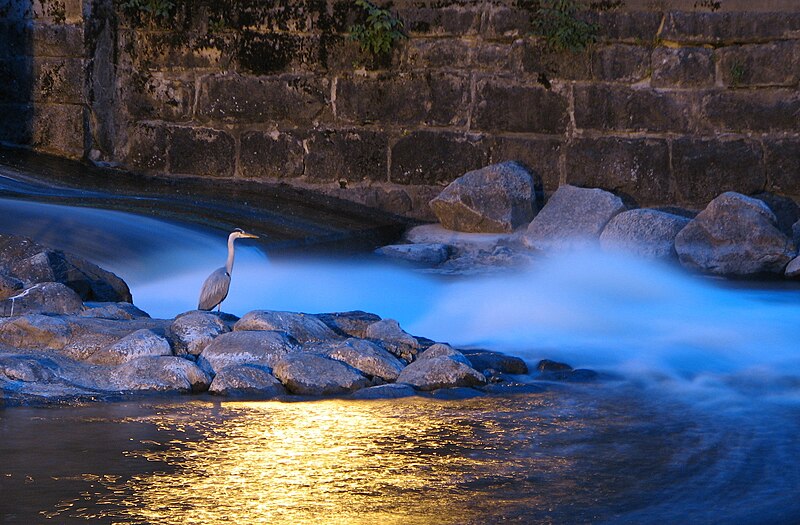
242, 232, 259, 239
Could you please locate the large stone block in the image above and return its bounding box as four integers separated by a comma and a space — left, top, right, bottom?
520, 40, 592, 81
565, 138, 672, 205
336, 71, 468, 127
240, 130, 305, 179
32, 57, 84, 104
168, 126, 235, 177
391, 131, 488, 185
197, 73, 327, 124
482, 5, 530, 39
586, 10, 664, 42
404, 38, 472, 70
122, 31, 233, 71
702, 89, 800, 133
651, 46, 715, 88
574, 84, 693, 133
488, 136, 561, 192
236, 32, 321, 75
764, 139, 800, 197
472, 79, 568, 134
124, 72, 194, 122
592, 43, 650, 83
717, 41, 800, 87
32, 22, 84, 57
304, 129, 388, 183
397, 4, 482, 36
660, 11, 800, 44
125, 122, 168, 171
672, 138, 764, 205
30, 103, 84, 158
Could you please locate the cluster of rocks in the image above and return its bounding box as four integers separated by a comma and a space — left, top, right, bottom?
377, 161, 800, 279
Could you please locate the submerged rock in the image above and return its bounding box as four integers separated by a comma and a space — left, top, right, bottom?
316, 311, 382, 339
396, 356, 486, 391
430, 161, 536, 233
351, 383, 418, 400
272, 352, 369, 396
364, 319, 420, 362
0, 282, 84, 316
600, 209, 690, 260
235, 310, 339, 343
675, 192, 795, 276
374, 243, 451, 266
86, 329, 172, 365
535, 359, 598, 382
168, 311, 231, 356
523, 185, 626, 252
322, 338, 405, 382
198, 330, 299, 375
208, 364, 286, 398
462, 349, 529, 375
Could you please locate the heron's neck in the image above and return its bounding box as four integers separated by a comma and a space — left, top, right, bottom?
225, 235, 236, 274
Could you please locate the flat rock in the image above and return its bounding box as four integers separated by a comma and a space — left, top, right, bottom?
234, 310, 339, 343
396, 356, 486, 391
86, 329, 172, 365
405, 224, 521, 255
374, 243, 450, 266
168, 311, 231, 356
80, 302, 151, 320
208, 364, 286, 398
0, 314, 72, 350
316, 311, 382, 339
322, 338, 405, 382
364, 319, 420, 362
430, 161, 536, 233
462, 349, 529, 375
198, 330, 299, 375
600, 209, 690, 259
0, 282, 84, 316
272, 352, 369, 396
108, 356, 210, 393
350, 383, 418, 400
675, 192, 795, 276
523, 185, 626, 252
785, 256, 800, 278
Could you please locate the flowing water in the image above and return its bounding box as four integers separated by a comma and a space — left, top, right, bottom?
2, 196, 800, 524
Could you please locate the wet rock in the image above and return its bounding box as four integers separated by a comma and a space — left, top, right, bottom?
600, 209, 690, 260
396, 356, 486, 391
675, 192, 795, 276
208, 364, 286, 398
429, 386, 485, 400
537, 359, 573, 372
785, 256, 800, 278
272, 353, 369, 396
86, 329, 172, 365
417, 343, 472, 366
523, 185, 626, 252
0, 282, 84, 316
322, 338, 405, 382
0, 354, 60, 382
0, 273, 23, 300
0, 314, 72, 350
374, 243, 451, 266
404, 224, 522, 256
316, 311, 382, 339
80, 302, 151, 320
754, 192, 800, 238
535, 360, 597, 382
364, 319, 420, 362
198, 330, 299, 375
109, 356, 211, 393
60, 317, 170, 362
351, 383, 418, 400
168, 311, 231, 356
430, 161, 536, 233
235, 310, 339, 343
462, 349, 529, 375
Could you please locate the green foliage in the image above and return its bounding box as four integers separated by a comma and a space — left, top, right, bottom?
119, 0, 175, 21
349, 0, 407, 58
532, 0, 598, 53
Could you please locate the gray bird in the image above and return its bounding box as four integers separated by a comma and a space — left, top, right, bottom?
198, 228, 259, 311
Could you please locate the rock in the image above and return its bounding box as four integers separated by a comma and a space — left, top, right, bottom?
168, 311, 231, 356
86, 329, 172, 365
60, 317, 170, 362
785, 256, 800, 278
600, 209, 690, 259
364, 319, 420, 362
374, 243, 450, 266
272, 353, 369, 396
793, 220, 800, 249
396, 356, 486, 391
198, 330, 299, 375
322, 338, 405, 382
416, 343, 472, 366
523, 185, 626, 252
350, 383, 418, 400
429, 161, 536, 233
208, 364, 286, 398
234, 310, 339, 343
80, 302, 151, 320
0, 273, 23, 300
0, 282, 84, 316
536, 359, 573, 372
109, 356, 211, 393
754, 192, 800, 238
0, 354, 60, 383
429, 387, 485, 400
316, 311, 382, 339
405, 224, 522, 256
462, 349, 529, 375
535, 359, 597, 382
675, 192, 795, 276
0, 314, 72, 350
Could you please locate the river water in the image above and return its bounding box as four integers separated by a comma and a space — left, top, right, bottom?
2, 197, 800, 524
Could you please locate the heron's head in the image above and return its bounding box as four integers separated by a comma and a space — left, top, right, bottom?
230, 228, 259, 240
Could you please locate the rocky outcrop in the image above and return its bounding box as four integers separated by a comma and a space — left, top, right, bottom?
0, 282, 84, 316
430, 161, 536, 233
316, 311, 382, 339
600, 209, 690, 260
234, 310, 339, 343
208, 364, 286, 398
272, 352, 369, 396
461, 349, 529, 375
322, 338, 405, 382
86, 329, 172, 365
675, 192, 795, 276
396, 355, 486, 391
197, 330, 299, 375
0, 273, 23, 300
364, 319, 421, 362
523, 185, 626, 252
108, 356, 211, 393
168, 311, 231, 356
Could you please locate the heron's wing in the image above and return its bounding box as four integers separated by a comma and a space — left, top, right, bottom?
198, 267, 231, 310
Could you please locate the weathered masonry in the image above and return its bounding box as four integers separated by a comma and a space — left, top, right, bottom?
1, 0, 799, 219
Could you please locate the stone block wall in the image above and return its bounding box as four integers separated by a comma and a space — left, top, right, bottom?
2, 0, 800, 219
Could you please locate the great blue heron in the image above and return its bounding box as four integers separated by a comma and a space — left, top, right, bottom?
198, 228, 259, 311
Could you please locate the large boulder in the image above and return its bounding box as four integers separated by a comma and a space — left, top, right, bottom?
208, 364, 286, 398
316, 311, 382, 339
168, 311, 231, 356
108, 356, 210, 393
198, 330, 299, 375
460, 349, 529, 375
272, 353, 369, 396
0, 282, 84, 316
364, 319, 420, 362
675, 192, 795, 276
523, 185, 626, 252
80, 302, 150, 320
234, 310, 339, 343
322, 338, 405, 382
86, 329, 172, 365
416, 343, 472, 366
0, 314, 72, 350
396, 355, 486, 391
600, 209, 690, 260
429, 161, 536, 233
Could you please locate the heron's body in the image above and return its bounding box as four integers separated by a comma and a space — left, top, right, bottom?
198, 229, 258, 311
